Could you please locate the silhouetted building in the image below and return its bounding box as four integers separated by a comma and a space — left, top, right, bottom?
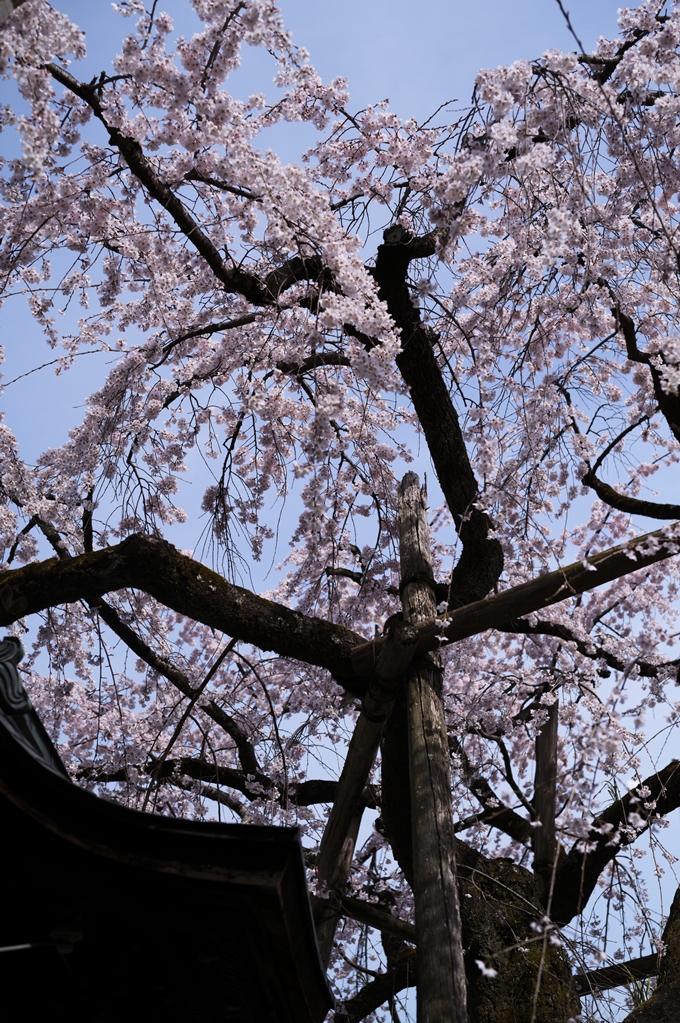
0, 637, 332, 1023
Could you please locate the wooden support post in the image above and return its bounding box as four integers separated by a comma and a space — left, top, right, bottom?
533, 697, 559, 905
315, 803, 364, 965
315, 618, 420, 965
399, 472, 468, 1023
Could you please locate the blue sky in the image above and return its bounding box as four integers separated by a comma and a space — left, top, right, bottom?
275, 0, 621, 118
50, 0, 624, 119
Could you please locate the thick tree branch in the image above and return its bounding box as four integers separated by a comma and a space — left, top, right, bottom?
575, 16, 668, 86
578, 34, 650, 84
582, 469, 680, 520
339, 896, 417, 944
448, 734, 533, 846
574, 953, 660, 995
295, 780, 379, 809
552, 759, 680, 924
79, 757, 262, 800
173, 777, 250, 818
373, 226, 503, 606
0, 533, 365, 688
375, 228, 502, 912
81, 756, 377, 810
334, 954, 416, 1023
172, 777, 249, 819
1, 525, 678, 695
613, 305, 680, 443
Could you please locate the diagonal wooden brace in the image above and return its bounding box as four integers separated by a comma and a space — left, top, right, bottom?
314, 618, 419, 965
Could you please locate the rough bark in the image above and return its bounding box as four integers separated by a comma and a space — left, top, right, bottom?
6, 51, 677, 1023
334, 844, 582, 1023
399, 472, 468, 1023
1, 527, 677, 696
373, 229, 503, 606
0, 533, 365, 691
378, 523, 679, 896
456, 848, 581, 1023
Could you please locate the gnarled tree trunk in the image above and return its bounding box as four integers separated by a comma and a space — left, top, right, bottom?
456, 844, 580, 1023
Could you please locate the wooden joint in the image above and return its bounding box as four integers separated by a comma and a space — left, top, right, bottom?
374, 619, 419, 682
399, 571, 435, 597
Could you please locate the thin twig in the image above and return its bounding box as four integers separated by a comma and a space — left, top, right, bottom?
142, 638, 237, 810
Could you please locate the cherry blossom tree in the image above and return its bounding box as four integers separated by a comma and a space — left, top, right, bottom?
2, 1, 680, 1020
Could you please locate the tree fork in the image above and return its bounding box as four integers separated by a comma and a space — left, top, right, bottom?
399, 472, 468, 1023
